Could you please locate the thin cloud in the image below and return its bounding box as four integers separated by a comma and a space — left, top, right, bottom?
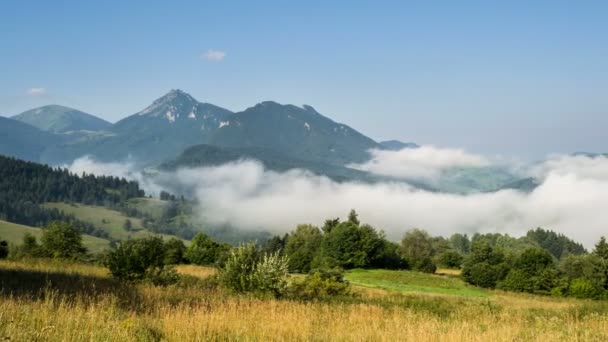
201, 49, 226, 62
26, 87, 47, 96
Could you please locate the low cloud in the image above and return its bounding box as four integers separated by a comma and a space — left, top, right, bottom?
201, 49, 226, 62
66, 153, 608, 248
26, 87, 47, 96
350, 146, 491, 181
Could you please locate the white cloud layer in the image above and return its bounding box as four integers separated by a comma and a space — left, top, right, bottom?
201, 49, 226, 62
67, 153, 608, 248
26, 87, 47, 95
350, 146, 490, 181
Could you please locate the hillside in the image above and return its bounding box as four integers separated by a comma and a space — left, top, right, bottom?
163, 144, 377, 182
0, 116, 59, 161
42, 202, 186, 242
0, 219, 110, 252
12, 105, 111, 133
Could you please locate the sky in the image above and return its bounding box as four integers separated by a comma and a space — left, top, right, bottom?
1, 1, 607, 158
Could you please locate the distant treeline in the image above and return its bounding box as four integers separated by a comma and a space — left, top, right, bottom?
0, 155, 144, 236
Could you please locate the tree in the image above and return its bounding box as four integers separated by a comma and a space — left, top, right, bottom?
185, 232, 226, 265
449, 233, 470, 255
347, 209, 360, 226
123, 219, 133, 232
41, 221, 87, 259
284, 225, 322, 273
437, 250, 464, 269
593, 236, 608, 260
0, 239, 8, 259
400, 229, 436, 273
461, 242, 510, 288
498, 248, 559, 294
262, 234, 288, 256
105, 236, 175, 283
164, 238, 187, 265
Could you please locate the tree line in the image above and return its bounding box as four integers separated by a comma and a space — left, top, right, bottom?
0, 155, 144, 235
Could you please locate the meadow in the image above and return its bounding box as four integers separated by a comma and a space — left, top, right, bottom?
1, 259, 608, 341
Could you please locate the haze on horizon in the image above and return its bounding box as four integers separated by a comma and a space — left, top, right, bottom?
1, 1, 607, 158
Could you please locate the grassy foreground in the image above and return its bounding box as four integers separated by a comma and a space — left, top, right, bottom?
1, 260, 608, 341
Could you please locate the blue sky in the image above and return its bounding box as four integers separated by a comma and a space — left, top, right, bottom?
1, 1, 607, 158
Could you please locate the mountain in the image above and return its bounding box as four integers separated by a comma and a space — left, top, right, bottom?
380, 140, 419, 151
12, 105, 111, 133
0, 116, 59, 161
41, 90, 234, 165
162, 144, 378, 182
209, 101, 380, 165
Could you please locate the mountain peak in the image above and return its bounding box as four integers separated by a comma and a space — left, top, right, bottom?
11, 105, 110, 133
137, 89, 200, 122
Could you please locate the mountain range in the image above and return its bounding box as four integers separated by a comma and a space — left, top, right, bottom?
0, 89, 538, 192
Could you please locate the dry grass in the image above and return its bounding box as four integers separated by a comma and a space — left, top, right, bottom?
1, 260, 608, 341
174, 264, 217, 279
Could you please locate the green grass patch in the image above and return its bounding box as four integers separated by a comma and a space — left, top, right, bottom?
0, 219, 110, 253
345, 268, 488, 298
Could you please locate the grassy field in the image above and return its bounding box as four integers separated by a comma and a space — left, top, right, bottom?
126, 197, 169, 221
43, 202, 184, 242
0, 220, 110, 253
1, 259, 608, 341
345, 268, 488, 298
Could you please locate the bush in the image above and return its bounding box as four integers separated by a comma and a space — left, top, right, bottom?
437, 250, 464, 269
219, 242, 289, 297
414, 256, 438, 274
286, 269, 351, 300
41, 221, 87, 259
185, 233, 227, 265
105, 236, 177, 284
164, 238, 186, 265
568, 278, 604, 299
8, 233, 43, 259
0, 239, 8, 259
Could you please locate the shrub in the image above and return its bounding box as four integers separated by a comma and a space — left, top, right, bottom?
286, 269, 351, 300
185, 233, 227, 265
219, 243, 290, 297
568, 278, 603, 299
0, 239, 8, 259
164, 238, 186, 265
8, 233, 43, 259
105, 236, 177, 284
41, 221, 87, 259
437, 250, 464, 269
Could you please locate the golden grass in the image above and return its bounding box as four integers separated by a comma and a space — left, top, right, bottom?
174, 264, 217, 279
436, 268, 462, 276
1, 260, 608, 341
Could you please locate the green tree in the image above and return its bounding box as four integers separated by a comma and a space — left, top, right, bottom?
400, 229, 436, 273
41, 221, 87, 259
461, 242, 510, 288
593, 236, 608, 260
285, 225, 322, 273
164, 238, 186, 265
437, 250, 464, 269
498, 248, 559, 294
123, 219, 133, 232
185, 232, 225, 265
105, 236, 174, 283
347, 209, 360, 226
449, 233, 470, 255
